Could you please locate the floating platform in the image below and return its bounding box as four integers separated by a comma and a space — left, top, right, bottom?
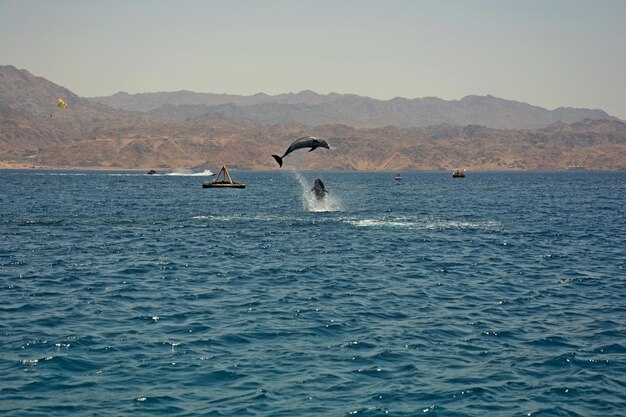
202, 181, 245, 189
202, 165, 245, 189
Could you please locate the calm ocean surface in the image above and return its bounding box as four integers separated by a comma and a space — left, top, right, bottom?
1, 169, 625, 416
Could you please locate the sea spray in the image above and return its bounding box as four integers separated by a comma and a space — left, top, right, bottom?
165, 169, 215, 176
290, 168, 342, 212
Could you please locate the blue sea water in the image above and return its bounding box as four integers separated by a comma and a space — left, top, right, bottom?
1, 169, 625, 416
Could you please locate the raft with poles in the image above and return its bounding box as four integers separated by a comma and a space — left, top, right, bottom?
202, 165, 245, 189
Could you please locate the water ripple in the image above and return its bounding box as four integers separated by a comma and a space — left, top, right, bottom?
1, 170, 625, 416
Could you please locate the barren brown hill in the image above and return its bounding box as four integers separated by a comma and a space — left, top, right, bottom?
1, 66, 625, 171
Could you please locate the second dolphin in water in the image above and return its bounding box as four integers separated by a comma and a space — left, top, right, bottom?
311, 178, 329, 200
272, 136, 329, 167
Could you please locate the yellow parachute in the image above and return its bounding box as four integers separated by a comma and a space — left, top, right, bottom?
50, 98, 68, 118
56, 98, 68, 109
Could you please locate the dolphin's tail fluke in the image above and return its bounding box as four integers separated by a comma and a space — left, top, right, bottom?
272, 154, 283, 167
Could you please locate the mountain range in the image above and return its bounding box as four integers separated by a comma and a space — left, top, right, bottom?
88, 90, 619, 130
1, 65, 625, 171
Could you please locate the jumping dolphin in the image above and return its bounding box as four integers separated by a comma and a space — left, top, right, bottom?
272, 136, 330, 167
311, 178, 329, 200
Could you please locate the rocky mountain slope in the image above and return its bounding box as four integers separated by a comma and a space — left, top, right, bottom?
1, 65, 624, 171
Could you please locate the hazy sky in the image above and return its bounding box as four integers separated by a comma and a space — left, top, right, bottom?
1, 0, 625, 118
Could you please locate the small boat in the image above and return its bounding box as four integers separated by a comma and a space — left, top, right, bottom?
147, 169, 158, 175
202, 165, 245, 189
394, 174, 402, 181
452, 169, 465, 178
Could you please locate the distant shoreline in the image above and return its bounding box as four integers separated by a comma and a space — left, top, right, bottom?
0, 163, 622, 172
0, 163, 146, 171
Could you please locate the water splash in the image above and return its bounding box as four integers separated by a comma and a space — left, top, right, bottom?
341, 215, 501, 230
165, 169, 215, 176
290, 169, 342, 212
